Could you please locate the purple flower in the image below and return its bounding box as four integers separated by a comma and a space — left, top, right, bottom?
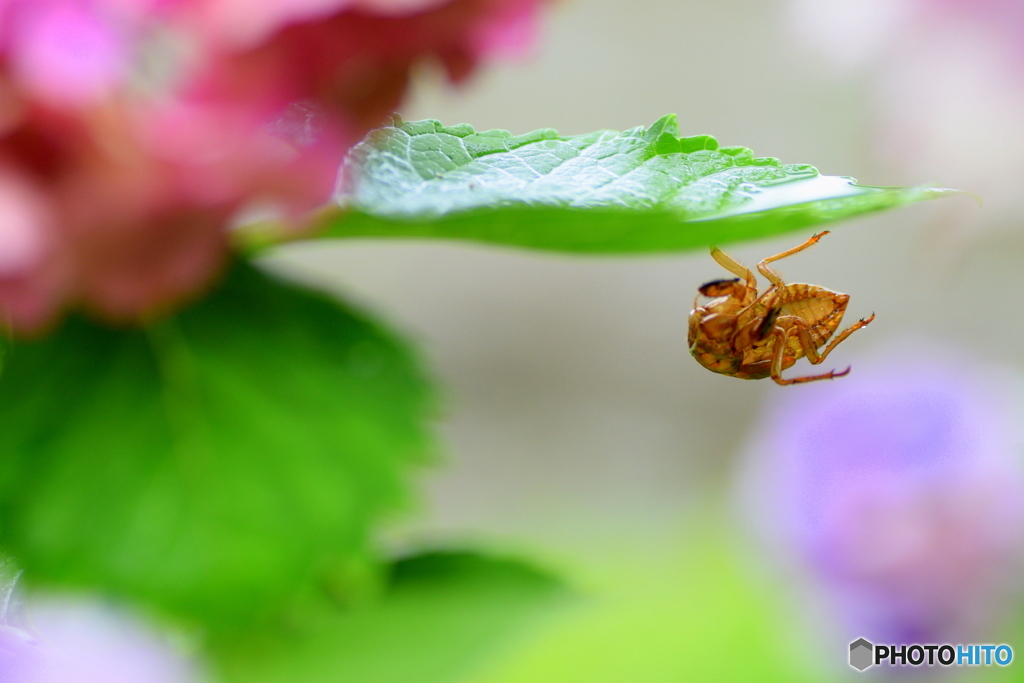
0, 593, 204, 683
740, 344, 1024, 646
0, 623, 47, 682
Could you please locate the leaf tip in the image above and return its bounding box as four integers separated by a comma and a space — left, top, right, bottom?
647, 114, 680, 140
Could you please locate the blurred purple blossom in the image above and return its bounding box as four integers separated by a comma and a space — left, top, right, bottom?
0, 576, 204, 683
0, 623, 47, 682
740, 345, 1024, 645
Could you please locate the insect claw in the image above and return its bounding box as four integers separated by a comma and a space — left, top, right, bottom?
833, 366, 852, 378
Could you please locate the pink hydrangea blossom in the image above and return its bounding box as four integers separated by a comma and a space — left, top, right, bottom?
0, 0, 544, 333
788, 0, 1024, 255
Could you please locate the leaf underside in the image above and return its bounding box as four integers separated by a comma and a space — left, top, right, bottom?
318, 114, 957, 253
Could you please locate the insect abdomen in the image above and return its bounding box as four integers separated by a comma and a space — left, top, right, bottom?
781, 286, 848, 335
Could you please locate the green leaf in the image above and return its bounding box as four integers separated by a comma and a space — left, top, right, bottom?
0, 263, 435, 632
213, 551, 575, 683
311, 115, 956, 253
466, 532, 819, 683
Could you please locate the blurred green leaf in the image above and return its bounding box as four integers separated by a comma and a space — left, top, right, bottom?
0, 263, 435, 632
214, 550, 574, 683
312, 115, 957, 253
466, 533, 820, 683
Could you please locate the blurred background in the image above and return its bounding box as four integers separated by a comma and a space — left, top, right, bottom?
266, 0, 1024, 679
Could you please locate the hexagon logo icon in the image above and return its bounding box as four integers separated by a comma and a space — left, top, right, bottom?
850, 638, 874, 671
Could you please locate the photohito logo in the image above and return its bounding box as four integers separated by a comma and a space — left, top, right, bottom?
849, 638, 1013, 671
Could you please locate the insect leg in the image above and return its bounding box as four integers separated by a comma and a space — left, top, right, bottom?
756, 231, 830, 287
769, 325, 851, 386
783, 312, 875, 365
710, 248, 757, 290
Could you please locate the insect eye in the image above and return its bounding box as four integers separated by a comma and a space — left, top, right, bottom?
699, 278, 742, 297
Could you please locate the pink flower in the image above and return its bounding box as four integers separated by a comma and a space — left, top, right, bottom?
0, 0, 545, 333
788, 0, 1024, 255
